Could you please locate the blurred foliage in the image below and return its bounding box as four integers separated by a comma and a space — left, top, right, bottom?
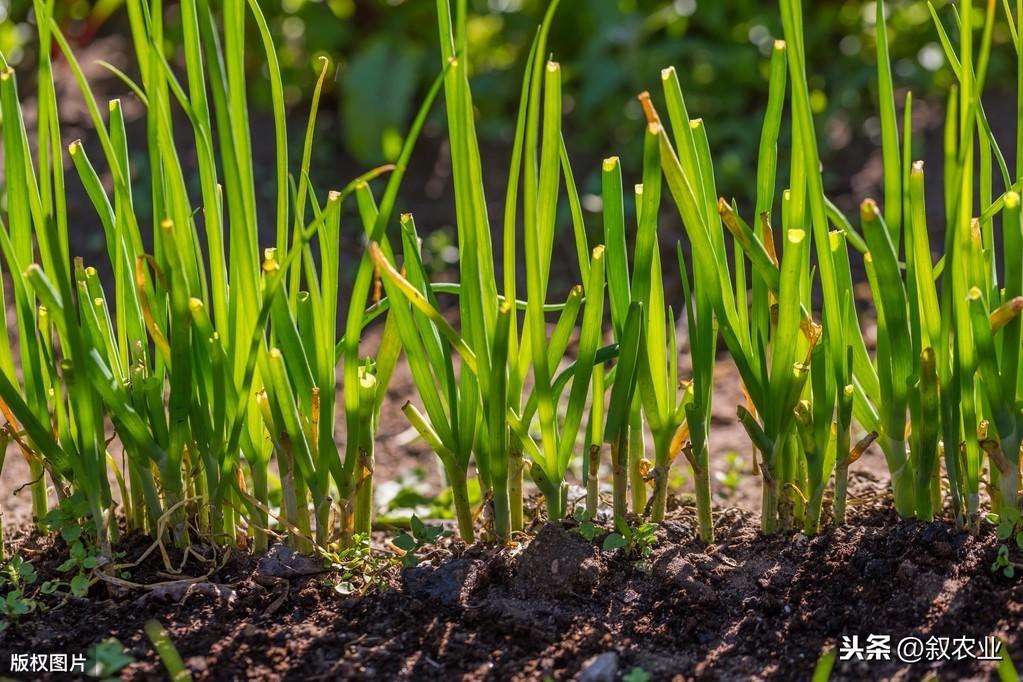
3, 0, 1016, 203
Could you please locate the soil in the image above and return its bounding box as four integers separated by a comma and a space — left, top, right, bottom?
1, 472, 1018, 682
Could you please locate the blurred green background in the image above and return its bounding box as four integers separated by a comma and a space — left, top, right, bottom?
1, 0, 1016, 213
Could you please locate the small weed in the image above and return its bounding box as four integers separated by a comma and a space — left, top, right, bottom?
0, 555, 38, 628
573, 508, 599, 542
991, 507, 1023, 578
992, 545, 1023, 579
602, 517, 658, 560
393, 515, 450, 568
41, 492, 93, 544
623, 667, 653, 682
38, 495, 105, 598
996, 508, 1023, 546
85, 638, 136, 679
328, 534, 396, 596
2, 554, 38, 586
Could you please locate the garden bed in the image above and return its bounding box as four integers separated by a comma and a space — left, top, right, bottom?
2, 472, 1016, 681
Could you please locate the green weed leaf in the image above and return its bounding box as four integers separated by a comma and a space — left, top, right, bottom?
603, 533, 627, 551
85, 638, 135, 678
70, 574, 90, 597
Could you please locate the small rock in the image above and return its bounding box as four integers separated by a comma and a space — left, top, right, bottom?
256, 543, 327, 579
621, 586, 641, 603
575, 652, 619, 682
186, 656, 208, 673
403, 555, 483, 607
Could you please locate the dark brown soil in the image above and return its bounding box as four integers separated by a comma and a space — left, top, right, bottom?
2, 474, 1018, 682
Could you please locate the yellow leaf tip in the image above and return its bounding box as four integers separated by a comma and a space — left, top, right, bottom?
860, 198, 879, 219
638, 91, 660, 125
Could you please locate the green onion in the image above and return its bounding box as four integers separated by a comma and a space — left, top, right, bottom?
0, 0, 439, 554
6, 0, 1023, 560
